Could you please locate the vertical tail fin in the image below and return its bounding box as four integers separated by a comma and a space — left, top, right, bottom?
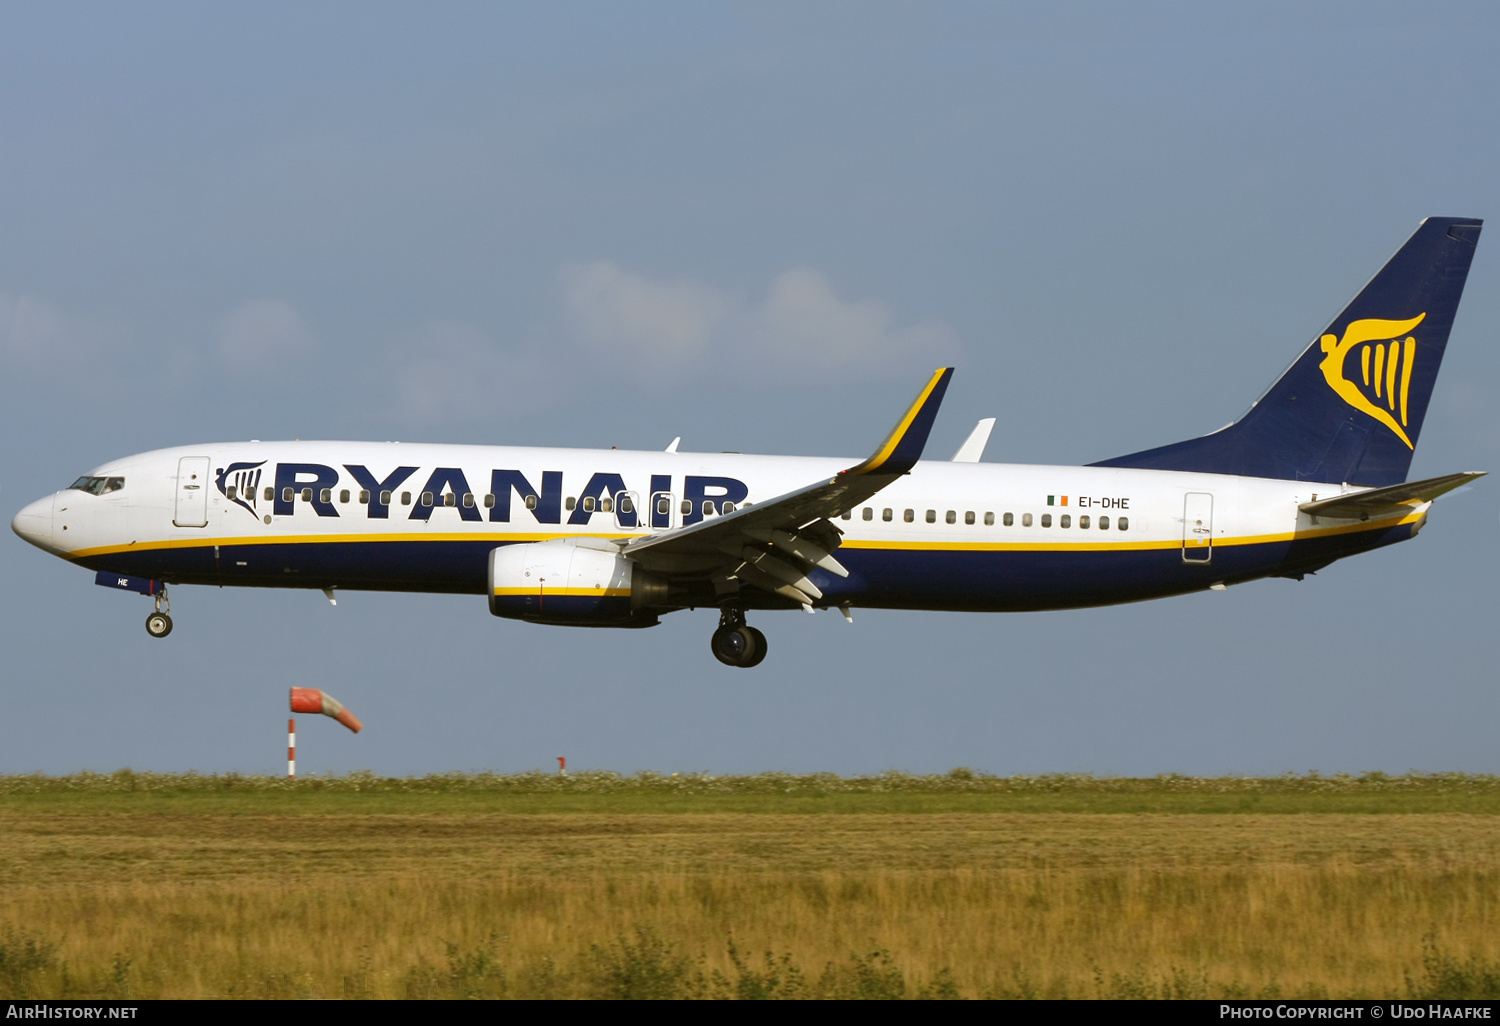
1091, 217, 1482, 485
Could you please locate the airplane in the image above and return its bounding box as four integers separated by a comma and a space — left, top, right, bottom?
10, 217, 1485, 668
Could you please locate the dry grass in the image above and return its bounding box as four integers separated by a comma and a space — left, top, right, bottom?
2, 803, 1500, 998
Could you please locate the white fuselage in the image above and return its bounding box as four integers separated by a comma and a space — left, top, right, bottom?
12, 440, 1425, 613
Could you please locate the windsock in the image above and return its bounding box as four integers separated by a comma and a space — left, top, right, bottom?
289, 688, 363, 733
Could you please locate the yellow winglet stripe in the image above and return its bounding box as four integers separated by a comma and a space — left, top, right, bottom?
857, 367, 950, 475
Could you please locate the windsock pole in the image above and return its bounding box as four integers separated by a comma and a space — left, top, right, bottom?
288, 719, 296, 780
558, 756, 566, 777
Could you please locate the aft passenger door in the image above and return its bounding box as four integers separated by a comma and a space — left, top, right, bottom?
1182, 492, 1213, 563
174, 456, 211, 528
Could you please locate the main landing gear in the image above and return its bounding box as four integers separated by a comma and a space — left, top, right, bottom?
711, 608, 766, 668
145, 585, 172, 639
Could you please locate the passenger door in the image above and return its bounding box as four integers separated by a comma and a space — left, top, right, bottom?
1182, 492, 1213, 563
174, 457, 212, 528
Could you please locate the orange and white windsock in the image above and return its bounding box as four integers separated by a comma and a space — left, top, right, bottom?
289, 688, 363, 733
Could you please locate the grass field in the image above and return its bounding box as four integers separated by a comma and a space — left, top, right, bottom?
2, 771, 1499, 999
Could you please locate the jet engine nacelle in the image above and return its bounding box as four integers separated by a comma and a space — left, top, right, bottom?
488, 538, 667, 627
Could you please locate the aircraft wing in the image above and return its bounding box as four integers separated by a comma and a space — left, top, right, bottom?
1298, 471, 1485, 520
622, 368, 954, 606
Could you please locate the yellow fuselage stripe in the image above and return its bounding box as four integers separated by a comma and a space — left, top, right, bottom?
65, 511, 1419, 562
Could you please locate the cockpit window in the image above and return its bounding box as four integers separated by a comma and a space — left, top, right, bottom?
68, 476, 125, 495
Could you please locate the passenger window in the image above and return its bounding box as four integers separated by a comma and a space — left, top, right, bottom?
1079, 515, 1089, 529
320, 488, 332, 504
264, 487, 274, 502
841, 510, 852, 520
702, 500, 715, 515
1022, 513, 1032, 527
1041, 514, 1052, 528
1003, 513, 1013, 526
965, 511, 975, 525
926, 510, 936, 523
484, 494, 496, 509
226, 485, 237, 500
340, 489, 351, 504
463, 493, 475, 508
301, 487, 313, 503
379, 490, 391, 505
984, 512, 994, 526
946, 511, 956, 525
600, 496, 613, 513
401, 492, 412, 506
443, 492, 456, 507
1060, 514, 1071, 528
882, 508, 893, 522
422, 492, 434, 507
657, 497, 671, 516
681, 500, 691, 515
1099, 515, 1109, 530
582, 496, 595, 513
282, 487, 294, 502
1118, 516, 1129, 531
526, 494, 538, 510
620, 495, 635, 515
360, 490, 371, 504
567, 497, 577, 511
721, 501, 735, 514
904, 509, 914, 523
862, 508, 873, 521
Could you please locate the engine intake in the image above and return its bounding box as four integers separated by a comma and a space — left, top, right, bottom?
488, 539, 666, 627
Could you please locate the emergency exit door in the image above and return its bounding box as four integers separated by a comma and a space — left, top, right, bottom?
174, 456, 211, 528
1182, 492, 1213, 563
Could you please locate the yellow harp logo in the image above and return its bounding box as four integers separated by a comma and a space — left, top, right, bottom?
1318, 314, 1425, 449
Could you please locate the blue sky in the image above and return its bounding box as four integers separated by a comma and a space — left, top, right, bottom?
3, 2, 1497, 775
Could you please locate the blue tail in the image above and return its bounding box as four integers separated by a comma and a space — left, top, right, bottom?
1091, 217, 1482, 486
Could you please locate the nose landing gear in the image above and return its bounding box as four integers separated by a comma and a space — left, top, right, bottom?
145, 586, 172, 639
711, 608, 767, 668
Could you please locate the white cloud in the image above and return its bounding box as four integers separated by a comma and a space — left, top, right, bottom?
216, 300, 316, 376
746, 267, 958, 373
561, 261, 732, 376
388, 321, 556, 426
0, 291, 130, 379
558, 263, 957, 382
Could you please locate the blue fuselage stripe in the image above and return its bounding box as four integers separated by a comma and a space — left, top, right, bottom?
75, 521, 1415, 612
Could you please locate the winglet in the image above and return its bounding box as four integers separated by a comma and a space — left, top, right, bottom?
847, 367, 954, 477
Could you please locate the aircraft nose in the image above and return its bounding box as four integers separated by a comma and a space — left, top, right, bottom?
11, 495, 57, 552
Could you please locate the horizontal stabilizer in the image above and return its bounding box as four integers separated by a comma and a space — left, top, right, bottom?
1299, 471, 1484, 519
951, 418, 995, 462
